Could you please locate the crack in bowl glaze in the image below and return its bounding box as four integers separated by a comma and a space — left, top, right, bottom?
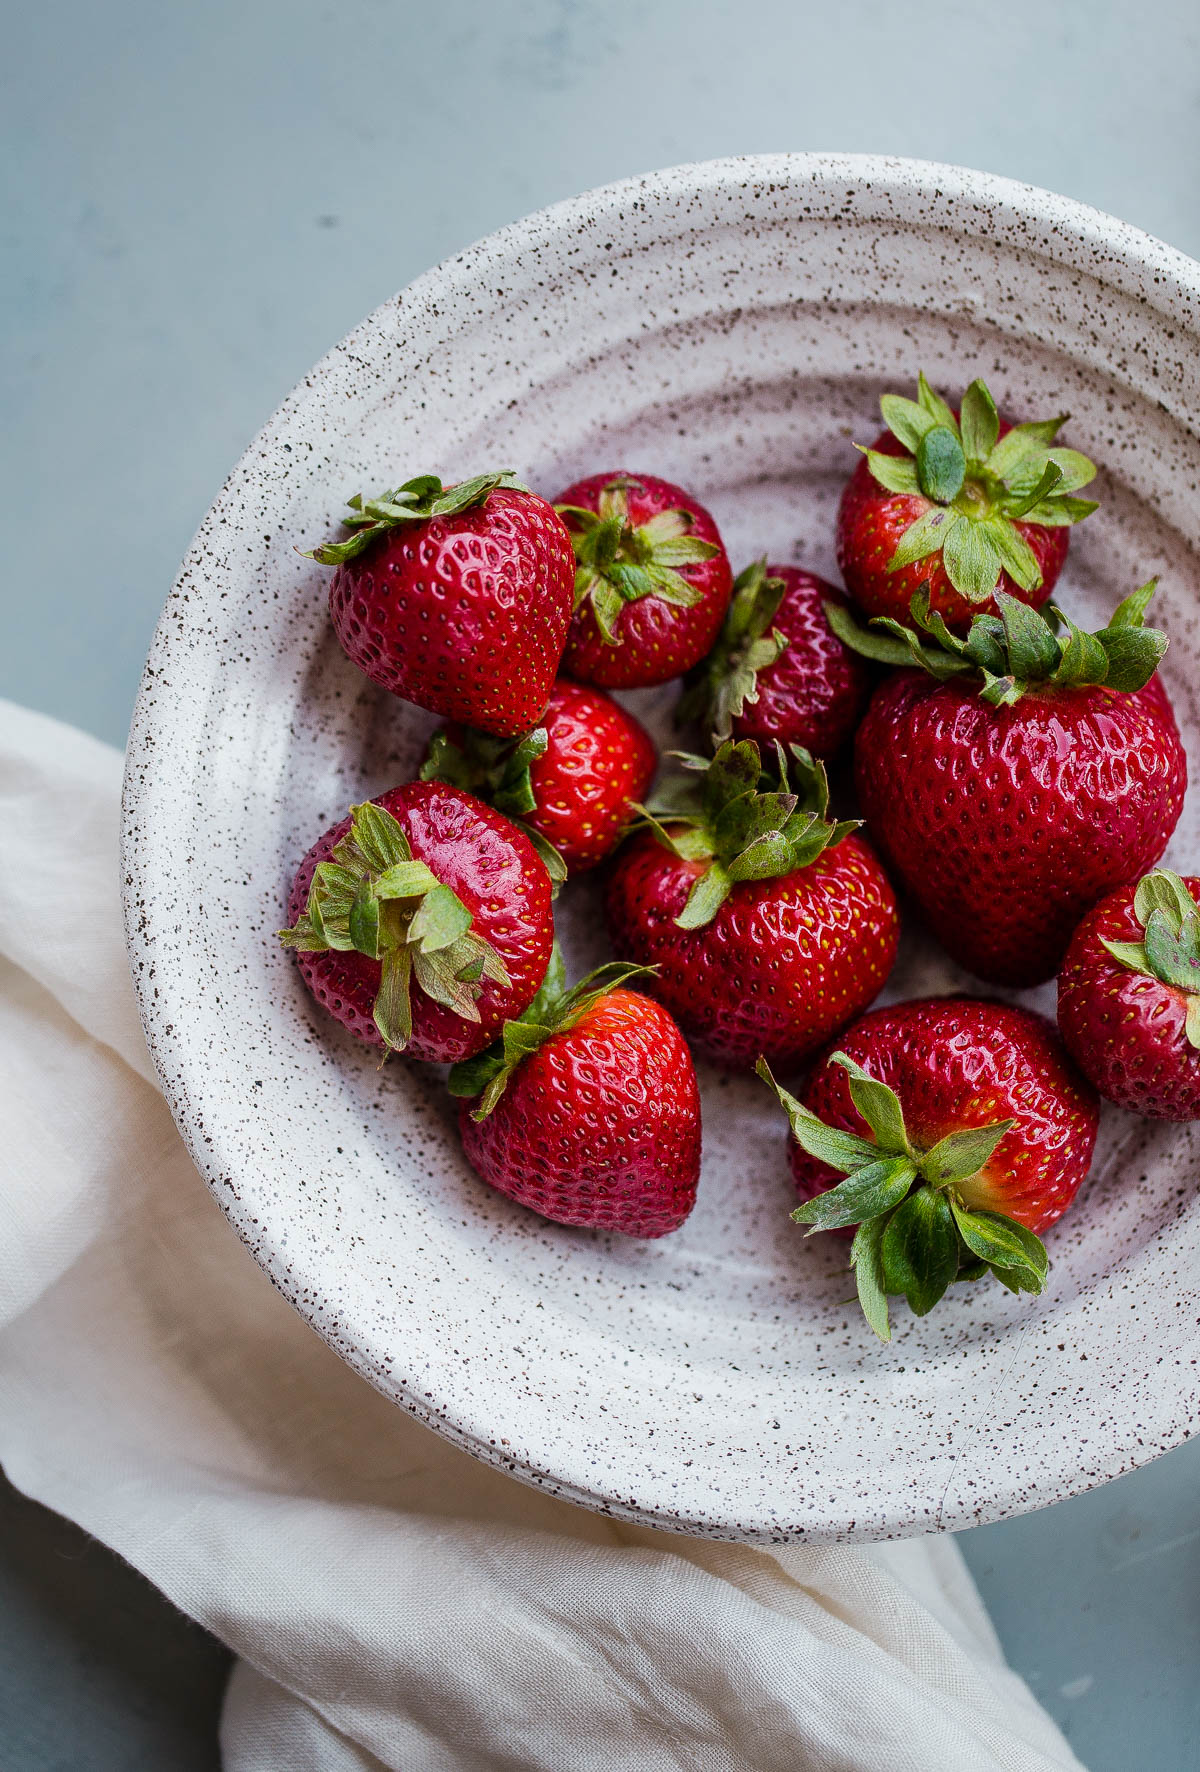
122, 155, 1200, 1542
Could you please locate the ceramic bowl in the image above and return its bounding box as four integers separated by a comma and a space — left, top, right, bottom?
122, 155, 1200, 1542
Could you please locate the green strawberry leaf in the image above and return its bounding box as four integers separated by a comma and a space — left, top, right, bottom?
791, 1156, 916, 1234
1135, 868, 1198, 926
675, 861, 733, 929
920, 1120, 1016, 1187
949, 1202, 1048, 1287
959, 379, 999, 463
942, 518, 1001, 602
830, 1052, 910, 1153
880, 1186, 960, 1316
757, 1059, 881, 1175
862, 450, 922, 496
1186, 995, 1200, 1053
917, 373, 959, 434
916, 427, 966, 503
888, 505, 957, 572
1143, 906, 1200, 993
880, 393, 939, 454
851, 1217, 893, 1342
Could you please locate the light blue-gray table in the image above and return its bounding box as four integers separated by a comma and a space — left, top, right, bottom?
3, 2, 1199, 1766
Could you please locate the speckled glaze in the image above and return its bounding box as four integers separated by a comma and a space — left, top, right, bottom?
122, 156, 1200, 1544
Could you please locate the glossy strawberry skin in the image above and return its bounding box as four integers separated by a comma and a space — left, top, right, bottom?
524, 681, 657, 872
328, 488, 575, 737
1058, 876, 1200, 1119
557, 472, 733, 688
790, 998, 1099, 1235
855, 669, 1187, 988
603, 831, 899, 1071
730, 568, 872, 758
286, 782, 554, 1063
459, 989, 701, 1236
836, 427, 1068, 633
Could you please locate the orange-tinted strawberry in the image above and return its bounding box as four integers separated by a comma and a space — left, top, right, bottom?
603, 741, 898, 1070
759, 996, 1099, 1338
306, 473, 575, 737
841, 583, 1186, 988
1058, 868, 1200, 1120
836, 374, 1096, 633
677, 560, 871, 757
555, 472, 733, 687
421, 679, 657, 877
279, 783, 553, 1062
450, 953, 701, 1237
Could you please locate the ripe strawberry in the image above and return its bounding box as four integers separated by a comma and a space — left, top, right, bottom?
677, 560, 871, 756
842, 582, 1186, 988
759, 997, 1100, 1338
279, 783, 554, 1061
836, 374, 1098, 633
603, 740, 899, 1070
450, 950, 701, 1237
421, 679, 657, 877
1058, 868, 1200, 1120
554, 472, 733, 687
305, 472, 575, 737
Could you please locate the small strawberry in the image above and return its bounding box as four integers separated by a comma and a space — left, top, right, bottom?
450, 949, 701, 1237
305, 472, 575, 737
421, 679, 657, 878
1058, 868, 1200, 1120
279, 783, 554, 1062
677, 560, 871, 756
758, 997, 1100, 1339
554, 472, 733, 687
839, 582, 1186, 987
836, 374, 1098, 633
603, 740, 899, 1070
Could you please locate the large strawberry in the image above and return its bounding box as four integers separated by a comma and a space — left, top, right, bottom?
449, 949, 701, 1237
305, 472, 575, 736
840, 582, 1186, 988
554, 472, 733, 687
759, 997, 1100, 1339
279, 783, 554, 1061
677, 560, 871, 757
1058, 868, 1200, 1120
603, 741, 899, 1070
836, 374, 1098, 633
420, 679, 657, 877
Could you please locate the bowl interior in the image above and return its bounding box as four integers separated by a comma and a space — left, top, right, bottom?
124, 156, 1200, 1540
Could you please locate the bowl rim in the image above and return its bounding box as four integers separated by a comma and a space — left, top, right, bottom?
121, 152, 1200, 1541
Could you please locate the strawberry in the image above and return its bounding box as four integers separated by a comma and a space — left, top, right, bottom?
1058, 868, 1200, 1120
839, 582, 1186, 988
305, 472, 575, 737
449, 950, 701, 1237
554, 472, 733, 687
603, 740, 899, 1070
759, 997, 1100, 1339
677, 560, 871, 756
279, 783, 554, 1062
420, 679, 657, 878
836, 374, 1098, 633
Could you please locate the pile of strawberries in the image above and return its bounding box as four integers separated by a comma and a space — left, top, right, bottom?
281, 374, 1197, 1340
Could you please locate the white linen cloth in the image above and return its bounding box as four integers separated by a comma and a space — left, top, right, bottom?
0, 697, 1085, 1772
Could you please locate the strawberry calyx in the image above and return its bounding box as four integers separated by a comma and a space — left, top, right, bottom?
675, 559, 789, 742
827, 578, 1168, 707
638, 739, 858, 930
757, 1055, 1048, 1341
858, 373, 1098, 604
420, 727, 568, 887
303, 472, 530, 565
555, 475, 720, 645
278, 800, 512, 1053
1100, 869, 1200, 1051
447, 943, 655, 1119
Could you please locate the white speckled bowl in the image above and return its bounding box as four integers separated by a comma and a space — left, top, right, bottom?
122, 155, 1200, 1542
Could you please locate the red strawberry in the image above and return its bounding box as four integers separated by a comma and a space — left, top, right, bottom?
450, 952, 701, 1237
554, 472, 733, 687
836, 374, 1097, 633
603, 741, 899, 1070
1058, 868, 1200, 1120
677, 560, 871, 756
279, 782, 554, 1062
306, 472, 575, 737
759, 996, 1100, 1338
844, 583, 1186, 988
421, 679, 657, 877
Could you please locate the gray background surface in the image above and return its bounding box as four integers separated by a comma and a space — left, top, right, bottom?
2, 2, 1199, 1767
